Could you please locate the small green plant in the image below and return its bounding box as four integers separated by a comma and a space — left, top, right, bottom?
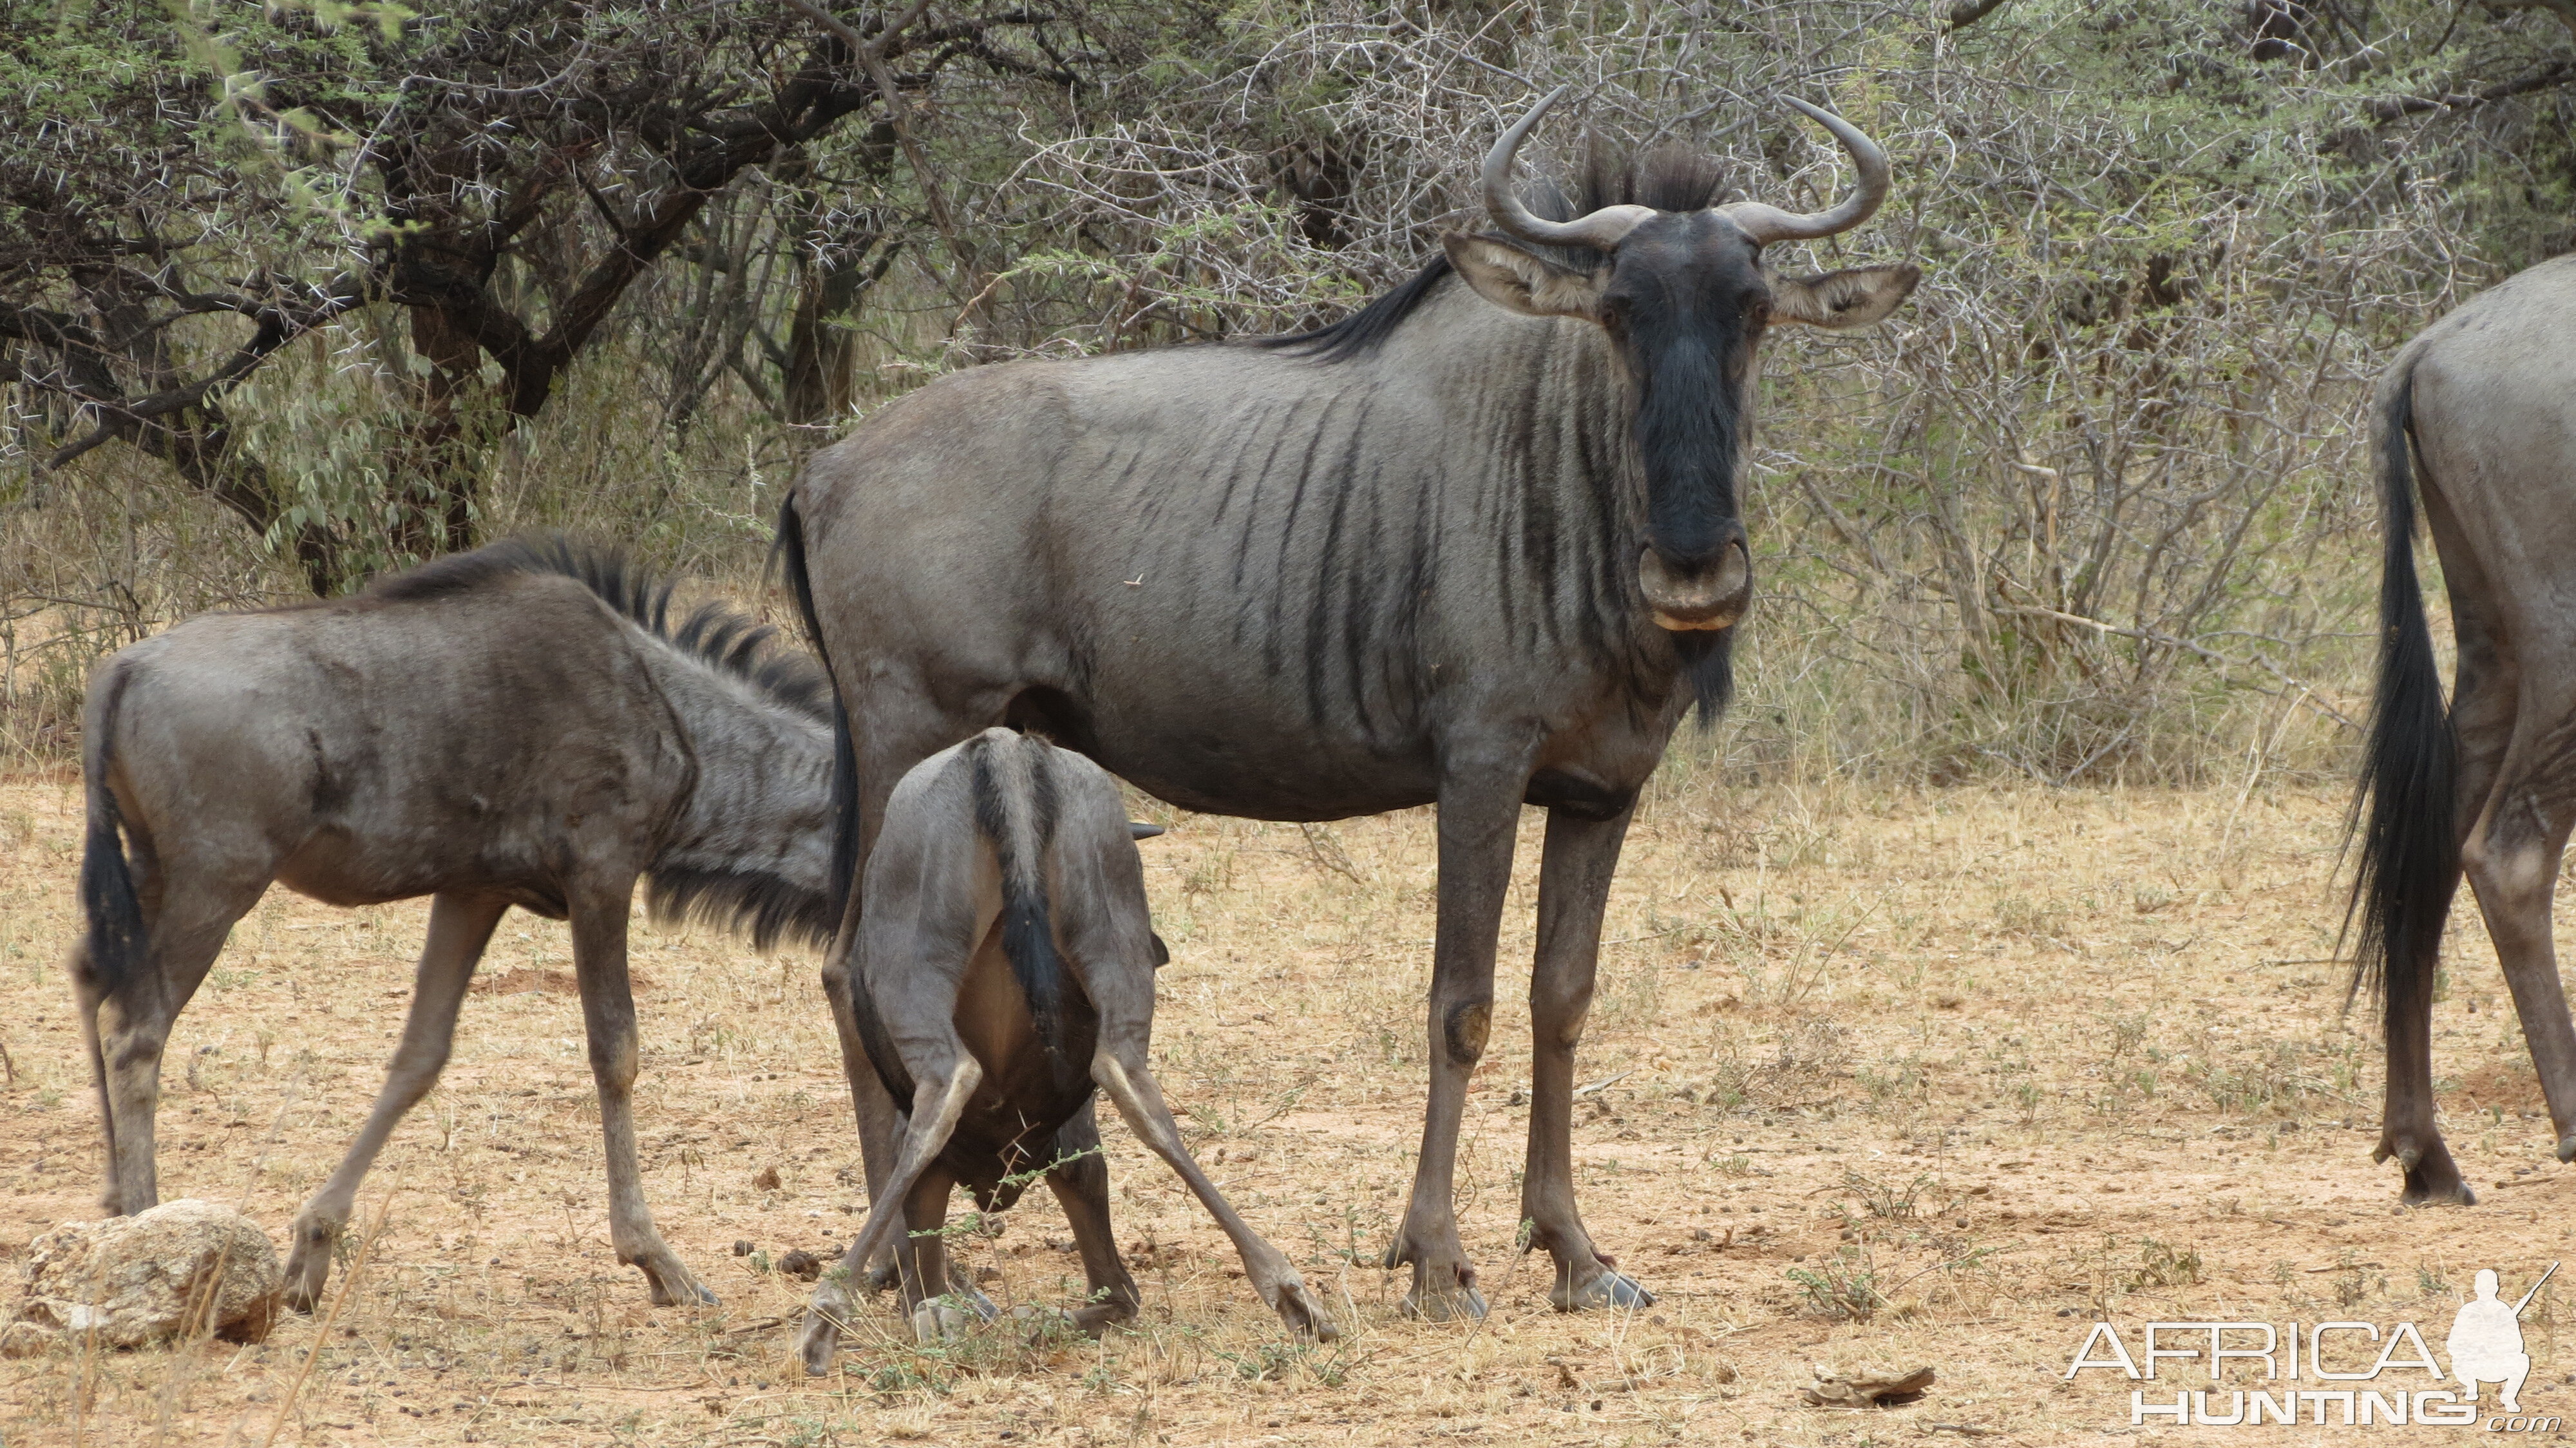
2125, 1239, 2203, 1292
1788, 1248, 1884, 1320
1844, 1167, 1932, 1223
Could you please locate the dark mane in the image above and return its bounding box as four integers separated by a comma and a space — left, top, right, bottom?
1254, 140, 1727, 364
370, 537, 834, 724
643, 866, 833, 953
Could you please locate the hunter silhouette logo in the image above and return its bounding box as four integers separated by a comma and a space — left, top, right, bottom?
2450, 1264, 2552, 1415
2065, 1262, 2560, 1430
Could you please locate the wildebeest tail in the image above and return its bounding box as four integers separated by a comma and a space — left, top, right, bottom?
78, 659, 146, 1002
2344, 367, 2459, 1026
969, 734, 1078, 1091
773, 494, 860, 931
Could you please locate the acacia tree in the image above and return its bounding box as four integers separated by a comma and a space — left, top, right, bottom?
0, 0, 1082, 590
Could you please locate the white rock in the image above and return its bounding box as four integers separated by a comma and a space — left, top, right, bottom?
15, 1199, 281, 1348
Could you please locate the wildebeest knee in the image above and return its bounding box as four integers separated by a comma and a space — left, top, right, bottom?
1531, 983, 1593, 1048
1444, 1000, 1493, 1066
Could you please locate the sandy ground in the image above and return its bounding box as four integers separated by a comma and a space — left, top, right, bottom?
3, 764, 2573, 1446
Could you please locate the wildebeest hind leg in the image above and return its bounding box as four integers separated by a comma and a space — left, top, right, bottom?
1525, 806, 1653, 1310
1041, 1104, 1140, 1335
898, 1164, 995, 1342
798, 1054, 985, 1375
828, 699, 989, 1288
287, 891, 507, 1310
2459, 695, 2576, 1165
567, 881, 712, 1307
1090, 1046, 1336, 1341
90, 877, 265, 1217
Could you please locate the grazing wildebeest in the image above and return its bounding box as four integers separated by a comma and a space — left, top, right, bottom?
71, 539, 844, 1310
794, 729, 1331, 1371
781, 87, 1917, 1320
2349, 254, 2576, 1206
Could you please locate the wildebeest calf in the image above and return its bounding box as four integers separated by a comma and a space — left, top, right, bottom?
796, 729, 1334, 1373
71, 539, 842, 1310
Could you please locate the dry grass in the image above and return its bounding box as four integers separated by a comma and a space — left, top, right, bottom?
3, 767, 2572, 1445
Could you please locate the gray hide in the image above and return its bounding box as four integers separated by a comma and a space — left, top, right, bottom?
2348, 253, 2576, 1206
782, 92, 1916, 1320
70, 540, 834, 1310
794, 729, 1329, 1371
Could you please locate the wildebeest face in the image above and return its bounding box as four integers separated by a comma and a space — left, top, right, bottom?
1444, 90, 1920, 633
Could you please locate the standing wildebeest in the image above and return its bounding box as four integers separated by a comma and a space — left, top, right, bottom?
71, 539, 846, 1309
2350, 254, 2576, 1206
781, 88, 1918, 1319
795, 730, 1331, 1371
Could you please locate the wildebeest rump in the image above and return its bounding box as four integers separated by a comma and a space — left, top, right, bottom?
2348, 254, 2576, 1205
71, 540, 841, 1308
794, 730, 1329, 1372
781, 90, 1917, 1318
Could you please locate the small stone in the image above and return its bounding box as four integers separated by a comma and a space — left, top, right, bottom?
752, 1166, 782, 1192
732, 1240, 755, 1257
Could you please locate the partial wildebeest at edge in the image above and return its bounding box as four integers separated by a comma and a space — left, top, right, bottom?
2349, 253, 2576, 1206
71, 538, 846, 1310
781, 86, 1917, 1320
794, 730, 1331, 1373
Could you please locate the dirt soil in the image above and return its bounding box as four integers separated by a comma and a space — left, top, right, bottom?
3, 768, 2571, 1445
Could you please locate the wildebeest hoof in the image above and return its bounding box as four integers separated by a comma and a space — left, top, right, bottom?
2557, 1134, 2576, 1165
909, 1292, 998, 1343
797, 1281, 859, 1375
2386, 1139, 2474, 1206
1007, 1304, 1088, 1344
1400, 1277, 1488, 1322
1269, 1279, 1339, 1341
1553, 1268, 1653, 1313
639, 1258, 715, 1308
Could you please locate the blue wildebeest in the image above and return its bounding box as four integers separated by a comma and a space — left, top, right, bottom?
71, 540, 846, 1309
793, 729, 1331, 1370
780, 88, 1918, 1320
2349, 254, 2576, 1205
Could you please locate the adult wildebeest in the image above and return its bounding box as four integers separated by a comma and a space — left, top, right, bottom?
71, 539, 846, 1310
781, 87, 1917, 1320
795, 730, 1331, 1371
2350, 254, 2576, 1206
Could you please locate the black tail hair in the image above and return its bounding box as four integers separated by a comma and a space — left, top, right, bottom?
77, 661, 146, 1005
773, 495, 860, 934
970, 735, 1080, 1092
2344, 370, 2461, 1033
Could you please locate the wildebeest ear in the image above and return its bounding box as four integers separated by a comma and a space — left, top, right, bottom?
1443, 232, 1607, 321
1767, 263, 1920, 330
1148, 931, 1171, 968
1128, 821, 1164, 841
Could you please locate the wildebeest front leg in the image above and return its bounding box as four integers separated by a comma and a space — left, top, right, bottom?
1526, 805, 1651, 1311
799, 1055, 985, 1374
567, 882, 712, 1307
1042, 1104, 1141, 1334
286, 891, 507, 1310
1385, 768, 1522, 1320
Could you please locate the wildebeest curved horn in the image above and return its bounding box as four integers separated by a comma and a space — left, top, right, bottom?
1480, 86, 1655, 251
1715, 97, 1890, 244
